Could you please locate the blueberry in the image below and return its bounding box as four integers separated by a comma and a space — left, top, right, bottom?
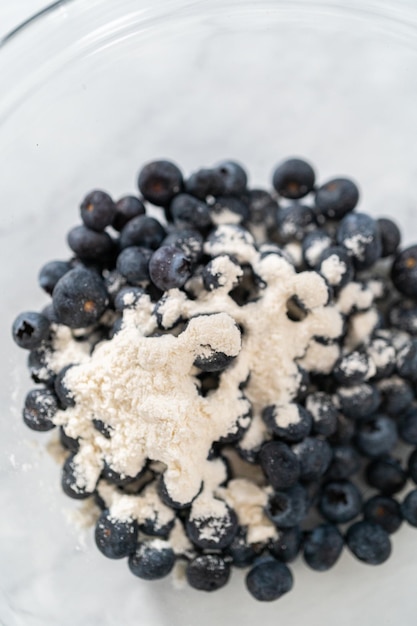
401, 489, 417, 526
356, 414, 397, 458
378, 377, 414, 416
101, 463, 144, 486
158, 474, 201, 510
262, 403, 312, 443
363, 495, 402, 534
328, 413, 356, 445
391, 245, 417, 298
346, 520, 391, 564
319, 480, 362, 523
92, 419, 112, 439
138, 512, 175, 539
389, 300, 417, 336
95, 509, 138, 559
333, 351, 371, 386
273, 203, 317, 244
113, 195, 146, 231
326, 445, 361, 480
213, 160, 248, 195
259, 441, 300, 490
61, 453, 94, 499
138, 160, 183, 206
377, 218, 401, 257
186, 554, 231, 592
315, 178, 359, 220
186, 502, 238, 550
245, 557, 293, 602
22, 388, 58, 431
303, 524, 344, 572
162, 228, 204, 265
116, 246, 151, 285
149, 245, 191, 291
337, 213, 381, 270
268, 526, 302, 563
119, 215, 166, 250
366, 336, 396, 380
292, 437, 333, 482
265, 484, 308, 529
302, 229, 332, 268
54, 365, 75, 408
185, 167, 226, 199
59, 426, 79, 453
52, 267, 109, 328
398, 405, 417, 445
317, 246, 353, 288
272, 158, 315, 200
114, 286, 145, 312
170, 193, 212, 231
408, 449, 417, 485
365, 457, 407, 495
80, 190, 116, 231
67, 225, 114, 262
128, 539, 175, 579
202, 255, 241, 292
305, 392, 338, 437
12, 311, 50, 350
246, 189, 278, 225
397, 339, 417, 382
337, 384, 381, 420
38, 260, 72, 295
41, 303, 60, 323
226, 527, 265, 568
210, 195, 250, 225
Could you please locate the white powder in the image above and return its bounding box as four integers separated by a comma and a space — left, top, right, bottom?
336, 282, 374, 315
345, 308, 379, 350
320, 254, 347, 286
272, 404, 301, 428
284, 242, 303, 267
47, 325, 91, 372
304, 236, 331, 267
343, 233, 373, 261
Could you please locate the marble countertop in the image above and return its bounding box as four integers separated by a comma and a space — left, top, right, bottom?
0, 0, 53, 40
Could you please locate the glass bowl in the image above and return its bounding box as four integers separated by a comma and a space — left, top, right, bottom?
2, 0, 417, 624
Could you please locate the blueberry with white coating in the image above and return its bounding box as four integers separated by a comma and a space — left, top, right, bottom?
128, 540, 176, 579
305, 392, 338, 437
12, 311, 50, 350
52, 267, 109, 328
378, 377, 414, 416
319, 480, 362, 523
54, 365, 75, 408
170, 193, 212, 231
333, 351, 372, 386
303, 524, 344, 571
95, 509, 138, 559
186, 555, 231, 592
138, 160, 183, 206
272, 158, 315, 199
186, 502, 238, 550
245, 558, 293, 602
317, 246, 353, 289
302, 229, 332, 268
61, 453, 94, 500
226, 527, 264, 568
23, 388, 58, 431
273, 203, 317, 243
337, 384, 381, 420
337, 213, 381, 270
262, 403, 312, 443
114, 286, 145, 311
315, 178, 359, 220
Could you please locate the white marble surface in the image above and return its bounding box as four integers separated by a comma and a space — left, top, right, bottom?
0, 0, 50, 40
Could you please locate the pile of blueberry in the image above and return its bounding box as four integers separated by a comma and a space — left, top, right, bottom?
11, 157, 417, 602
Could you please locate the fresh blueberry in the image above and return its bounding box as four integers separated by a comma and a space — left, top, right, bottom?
365, 457, 407, 495
319, 480, 362, 523
80, 190, 116, 231
303, 524, 344, 571
185, 167, 226, 199
398, 405, 417, 445
401, 489, 417, 526
337, 384, 381, 420
328, 413, 356, 445
213, 160, 248, 195
210, 195, 250, 225
246, 189, 278, 226
408, 449, 417, 485
389, 299, 417, 335
391, 245, 417, 298
52, 267, 109, 328
22, 388, 58, 431
346, 521, 391, 565
113, 195, 146, 231
245, 557, 293, 602
259, 441, 300, 490
268, 526, 302, 563
148, 245, 191, 291
114, 286, 145, 311
186, 554, 231, 592
186, 502, 238, 550
54, 365, 75, 408
170, 193, 212, 231
41, 303, 60, 323
273, 203, 317, 243
226, 526, 265, 568
67, 225, 114, 262
333, 351, 371, 386
292, 437, 333, 482
397, 339, 417, 382
378, 376, 414, 416
302, 229, 332, 268
138, 160, 183, 206
377, 218, 401, 257
337, 213, 381, 270
265, 483, 308, 529
305, 392, 338, 437
38, 260, 72, 295
128, 539, 175, 579
363, 495, 402, 534
356, 414, 397, 458
262, 403, 312, 443
61, 453, 94, 499
95, 509, 138, 559
162, 228, 204, 265
59, 426, 79, 453
119, 215, 166, 250
315, 178, 359, 220
317, 246, 353, 289
116, 246, 151, 285
272, 158, 315, 199
326, 445, 361, 480
12, 311, 50, 350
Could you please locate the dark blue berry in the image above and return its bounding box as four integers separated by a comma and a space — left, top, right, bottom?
138, 160, 183, 206
408, 449, 417, 485
226, 526, 264, 568
52, 267, 109, 328
303, 524, 344, 571
319, 480, 362, 523
363, 495, 402, 534
398, 405, 417, 445
101, 462, 144, 486
265, 484, 308, 529
92, 419, 112, 439
12, 311, 50, 350
305, 392, 338, 437
391, 245, 417, 298
262, 403, 312, 442
114, 286, 145, 312
138, 511, 175, 538
377, 218, 401, 257
23, 388, 58, 431
333, 351, 371, 386
401, 489, 417, 526
61, 453, 94, 499
302, 229, 332, 268
116, 246, 151, 285
315, 178, 359, 220
337, 212, 381, 270
337, 384, 381, 420
356, 414, 397, 458
273, 203, 317, 243
149, 245, 191, 291
185, 167, 226, 199
113, 195, 145, 231
367, 336, 396, 379
213, 160, 248, 195
259, 441, 300, 490
41, 303, 60, 323
119, 215, 166, 250
128, 540, 175, 579
186, 502, 238, 550
59, 426, 79, 452
272, 158, 315, 199
346, 521, 391, 564
54, 365, 75, 408
95, 509, 138, 559
397, 339, 417, 382
292, 437, 333, 482
326, 445, 361, 480
67, 225, 115, 262
162, 228, 204, 264
80, 190, 116, 231
378, 376, 414, 416
247, 189, 278, 225
317, 246, 353, 288
268, 526, 301, 563
186, 555, 231, 592
170, 193, 212, 231
38, 260, 72, 295
365, 457, 407, 495
389, 300, 417, 335
245, 557, 293, 602
329, 413, 356, 445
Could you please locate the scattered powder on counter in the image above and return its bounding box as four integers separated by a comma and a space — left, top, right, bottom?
65, 498, 101, 530
320, 254, 347, 286
46, 431, 70, 465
